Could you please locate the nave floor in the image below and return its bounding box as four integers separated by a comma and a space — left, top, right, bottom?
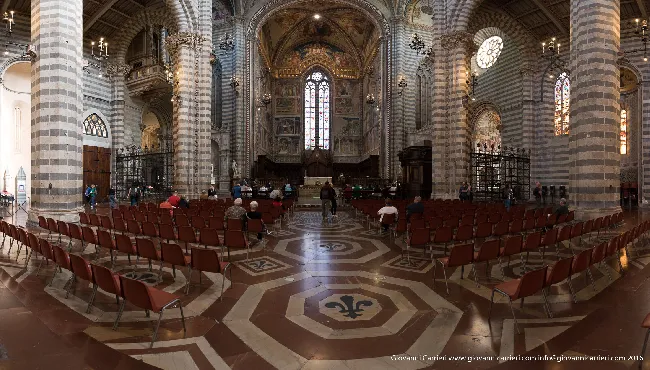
0, 207, 649, 370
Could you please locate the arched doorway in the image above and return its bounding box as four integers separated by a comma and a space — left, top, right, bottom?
472, 108, 502, 150
141, 111, 161, 150
0, 62, 31, 204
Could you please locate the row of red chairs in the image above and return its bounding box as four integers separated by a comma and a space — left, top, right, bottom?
488, 221, 646, 334
0, 220, 188, 348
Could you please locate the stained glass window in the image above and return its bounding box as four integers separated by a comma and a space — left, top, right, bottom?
476, 36, 503, 69
620, 109, 628, 155
83, 113, 108, 138
304, 71, 330, 149
554, 72, 570, 136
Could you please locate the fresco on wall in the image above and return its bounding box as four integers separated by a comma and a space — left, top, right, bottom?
276, 42, 358, 78
336, 80, 351, 97
275, 117, 301, 136
333, 118, 362, 155
405, 0, 435, 27
334, 97, 353, 115
275, 97, 300, 115
275, 81, 301, 97
278, 137, 300, 154
212, 0, 231, 22
472, 110, 501, 149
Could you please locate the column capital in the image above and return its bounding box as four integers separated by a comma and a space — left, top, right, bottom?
439, 31, 475, 53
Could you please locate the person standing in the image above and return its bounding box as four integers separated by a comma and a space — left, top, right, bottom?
108, 187, 117, 209
128, 184, 139, 206
330, 186, 338, 217
503, 184, 514, 211
89, 184, 97, 210
84, 184, 91, 205
208, 186, 217, 198
232, 183, 242, 199
320, 182, 335, 223
533, 182, 542, 207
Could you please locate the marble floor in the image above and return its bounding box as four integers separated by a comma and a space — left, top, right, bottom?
0, 205, 650, 369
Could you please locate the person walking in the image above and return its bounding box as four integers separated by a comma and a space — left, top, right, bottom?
320, 181, 335, 223
533, 182, 542, 207
128, 184, 140, 206
89, 185, 97, 210
232, 183, 242, 199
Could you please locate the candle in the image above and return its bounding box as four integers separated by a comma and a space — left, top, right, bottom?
542, 42, 545, 54
105, 43, 108, 56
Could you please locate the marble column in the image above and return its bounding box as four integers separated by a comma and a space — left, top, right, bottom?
569, 0, 621, 218
167, 33, 212, 199
28, 0, 84, 224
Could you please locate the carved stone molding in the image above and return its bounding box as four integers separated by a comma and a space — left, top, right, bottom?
440, 31, 476, 54
166, 32, 209, 57
518, 66, 537, 77
106, 62, 132, 77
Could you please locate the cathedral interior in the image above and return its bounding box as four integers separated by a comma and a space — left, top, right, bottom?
0, 0, 650, 369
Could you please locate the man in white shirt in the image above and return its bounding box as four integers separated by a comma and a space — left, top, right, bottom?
377, 199, 398, 231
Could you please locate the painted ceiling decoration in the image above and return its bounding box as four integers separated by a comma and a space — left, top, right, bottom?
258, 1, 379, 79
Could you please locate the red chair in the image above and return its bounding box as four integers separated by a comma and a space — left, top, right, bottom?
175, 214, 190, 227
474, 222, 493, 240
199, 228, 222, 250
100, 216, 113, 233
68, 223, 83, 252
591, 242, 609, 280
498, 235, 523, 278
582, 219, 594, 243
454, 225, 474, 245
409, 218, 427, 230
570, 222, 584, 251
566, 210, 575, 223
46, 218, 58, 242
50, 244, 73, 292
136, 238, 161, 271
460, 215, 474, 227
113, 218, 127, 235
489, 266, 547, 333
433, 243, 474, 295
25, 232, 40, 268
161, 242, 191, 278
82, 226, 99, 257
57, 220, 71, 248
191, 216, 206, 230
187, 247, 232, 299
539, 227, 558, 260
542, 256, 574, 318
160, 213, 173, 225
568, 248, 594, 302
208, 216, 225, 231
405, 227, 431, 261
521, 231, 542, 271
159, 225, 177, 243
224, 230, 250, 260
79, 212, 90, 225
431, 226, 453, 256
523, 217, 536, 233
178, 226, 197, 254
509, 219, 523, 234
493, 221, 509, 242
472, 239, 500, 284
115, 234, 137, 266
89, 214, 101, 228
97, 229, 117, 266
114, 276, 186, 348
36, 238, 55, 276
69, 254, 94, 309
37, 216, 48, 234
227, 218, 243, 231
380, 213, 396, 240
134, 211, 147, 223
127, 219, 142, 235
142, 222, 159, 238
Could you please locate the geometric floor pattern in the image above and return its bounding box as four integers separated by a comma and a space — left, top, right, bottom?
1, 208, 650, 369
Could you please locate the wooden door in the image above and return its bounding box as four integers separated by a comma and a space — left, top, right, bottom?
83, 145, 111, 202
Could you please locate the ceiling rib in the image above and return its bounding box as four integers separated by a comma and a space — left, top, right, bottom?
636, 0, 648, 19
83, 0, 121, 32
529, 0, 568, 37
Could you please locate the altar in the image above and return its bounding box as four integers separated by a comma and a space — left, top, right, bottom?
304, 176, 332, 186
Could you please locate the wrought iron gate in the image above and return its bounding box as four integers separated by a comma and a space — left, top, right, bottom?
471, 145, 530, 202
114, 137, 174, 201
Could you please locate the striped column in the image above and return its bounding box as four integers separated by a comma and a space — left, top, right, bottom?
569, 0, 621, 218
28, 0, 84, 224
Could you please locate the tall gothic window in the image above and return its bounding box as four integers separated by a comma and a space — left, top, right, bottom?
304, 71, 330, 149
554, 72, 570, 136
82, 113, 108, 138
415, 67, 430, 130
620, 109, 628, 155
212, 61, 223, 129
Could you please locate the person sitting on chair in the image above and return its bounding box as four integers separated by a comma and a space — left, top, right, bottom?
406, 196, 424, 222
245, 201, 266, 240
377, 199, 398, 232
555, 198, 569, 216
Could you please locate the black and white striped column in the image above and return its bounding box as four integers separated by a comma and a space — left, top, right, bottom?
569, 0, 621, 218
28, 0, 84, 224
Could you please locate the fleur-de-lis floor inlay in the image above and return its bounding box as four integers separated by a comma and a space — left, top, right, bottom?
246, 259, 275, 270
318, 242, 345, 252
324, 295, 373, 319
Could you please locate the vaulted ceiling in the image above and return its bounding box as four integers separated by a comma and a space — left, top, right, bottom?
484, 0, 649, 40
258, 1, 380, 78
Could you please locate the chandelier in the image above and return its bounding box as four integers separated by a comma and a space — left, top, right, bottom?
409, 33, 425, 54
230, 76, 240, 90
90, 38, 109, 61
165, 63, 181, 103
261, 93, 271, 105
3, 11, 14, 34
540, 36, 567, 77
219, 33, 234, 51
365, 93, 375, 105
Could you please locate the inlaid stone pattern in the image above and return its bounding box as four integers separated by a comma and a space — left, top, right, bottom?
319, 293, 381, 321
